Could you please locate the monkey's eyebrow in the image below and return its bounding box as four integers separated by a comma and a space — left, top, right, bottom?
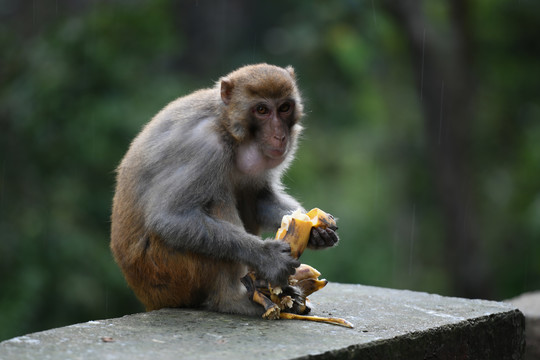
282, 98, 296, 105
246, 83, 294, 99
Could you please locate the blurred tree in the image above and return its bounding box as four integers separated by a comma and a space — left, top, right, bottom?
381, 0, 493, 298
0, 0, 189, 340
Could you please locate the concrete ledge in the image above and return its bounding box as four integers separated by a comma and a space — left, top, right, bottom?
0, 283, 525, 359
508, 291, 540, 360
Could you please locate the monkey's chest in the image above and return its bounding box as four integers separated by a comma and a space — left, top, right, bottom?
234, 189, 260, 235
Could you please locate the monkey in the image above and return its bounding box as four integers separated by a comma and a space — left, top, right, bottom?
110, 63, 339, 316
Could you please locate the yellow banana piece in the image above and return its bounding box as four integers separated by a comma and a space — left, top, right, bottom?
296, 278, 328, 297
306, 208, 337, 230
249, 208, 353, 328
279, 313, 354, 328
292, 264, 322, 281
275, 208, 336, 259
275, 210, 312, 258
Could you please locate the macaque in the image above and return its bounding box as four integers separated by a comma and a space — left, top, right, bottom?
110, 64, 338, 316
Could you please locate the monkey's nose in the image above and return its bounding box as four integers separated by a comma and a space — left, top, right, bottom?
273, 134, 286, 143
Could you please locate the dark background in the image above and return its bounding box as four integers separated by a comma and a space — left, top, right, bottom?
1, 0, 539, 341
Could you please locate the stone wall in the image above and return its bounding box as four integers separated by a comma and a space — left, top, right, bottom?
0, 284, 525, 359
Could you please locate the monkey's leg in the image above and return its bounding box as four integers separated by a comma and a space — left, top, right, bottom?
241, 274, 281, 320
203, 264, 266, 317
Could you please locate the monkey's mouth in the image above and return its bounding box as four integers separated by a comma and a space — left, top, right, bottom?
264, 147, 287, 160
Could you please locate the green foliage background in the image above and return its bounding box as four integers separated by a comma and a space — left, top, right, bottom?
1, 0, 539, 341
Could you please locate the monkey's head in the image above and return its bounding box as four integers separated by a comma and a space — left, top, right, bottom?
219, 64, 304, 167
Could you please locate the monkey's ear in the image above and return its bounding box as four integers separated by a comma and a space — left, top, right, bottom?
220, 78, 234, 105
285, 65, 296, 79
230, 122, 247, 141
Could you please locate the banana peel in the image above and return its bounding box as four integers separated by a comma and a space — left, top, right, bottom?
247, 208, 353, 329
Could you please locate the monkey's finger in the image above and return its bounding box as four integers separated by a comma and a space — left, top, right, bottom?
283, 255, 301, 276
324, 228, 339, 246
280, 242, 293, 254
309, 227, 338, 248
310, 228, 324, 247
326, 214, 338, 231
289, 258, 301, 272
321, 227, 338, 245
308, 227, 325, 248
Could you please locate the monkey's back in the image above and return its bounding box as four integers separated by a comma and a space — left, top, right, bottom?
110, 88, 234, 311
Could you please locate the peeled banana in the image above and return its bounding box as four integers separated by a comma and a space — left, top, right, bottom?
248, 208, 353, 328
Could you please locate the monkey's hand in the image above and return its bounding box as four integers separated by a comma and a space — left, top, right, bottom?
257, 240, 300, 287
308, 227, 339, 250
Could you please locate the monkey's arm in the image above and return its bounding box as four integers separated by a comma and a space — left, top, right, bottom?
256, 185, 303, 231
145, 200, 300, 287
256, 186, 339, 250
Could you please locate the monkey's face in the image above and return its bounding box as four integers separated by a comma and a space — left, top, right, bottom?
250, 99, 297, 161
220, 64, 304, 173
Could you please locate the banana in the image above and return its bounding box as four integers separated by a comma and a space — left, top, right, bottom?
292, 263, 322, 281
279, 313, 354, 328
248, 208, 353, 328
275, 210, 312, 258
276, 208, 337, 258
306, 208, 337, 230
296, 278, 328, 297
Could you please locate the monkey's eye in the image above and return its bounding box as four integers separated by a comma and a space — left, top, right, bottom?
255, 105, 269, 115
279, 103, 291, 113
